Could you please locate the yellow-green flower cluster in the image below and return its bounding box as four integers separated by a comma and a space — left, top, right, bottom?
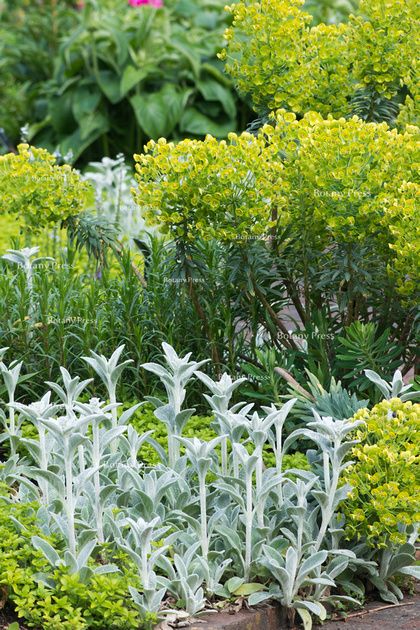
0, 144, 89, 232
349, 0, 419, 100
342, 399, 420, 547
133, 112, 419, 298
219, 0, 351, 117
133, 134, 283, 241
266, 111, 419, 296
220, 0, 418, 119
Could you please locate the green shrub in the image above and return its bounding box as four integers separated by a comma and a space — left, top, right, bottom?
0, 0, 247, 164
221, 0, 418, 125
0, 144, 89, 232
0, 488, 150, 629
0, 0, 77, 142
343, 399, 420, 547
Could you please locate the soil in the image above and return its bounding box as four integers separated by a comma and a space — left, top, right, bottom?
314, 584, 420, 630
0, 586, 418, 630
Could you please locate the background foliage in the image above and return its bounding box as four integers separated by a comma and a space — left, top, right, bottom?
0, 0, 251, 164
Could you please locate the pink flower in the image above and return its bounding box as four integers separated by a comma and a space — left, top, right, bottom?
128, 0, 163, 7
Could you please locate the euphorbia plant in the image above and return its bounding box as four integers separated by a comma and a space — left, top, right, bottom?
0, 144, 88, 232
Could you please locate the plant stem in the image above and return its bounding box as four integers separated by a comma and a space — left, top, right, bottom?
276, 422, 283, 505
244, 472, 253, 582
315, 449, 339, 551
92, 423, 104, 543
199, 474, 208, 561
39, 426, 49, 504
110, 387, 118, 453
9, 393, 15, 456
255, 447, 264, 528
64, 437, 76, 557
221, 437, 228, 476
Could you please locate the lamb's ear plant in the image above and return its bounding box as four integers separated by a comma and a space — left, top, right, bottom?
262, 398, 297, 495
82, 345, 133, 450
250, 476, 358, 629
369, 543, 420, 604
0, 358, 24, 454
117, 516, 172, 618
196, 372, 247, 474
31, 536, 118, 586
119, 424, 156, 469
46, 367, 94, 472
79, 398, 126, 543
244, 411, 276, 527
231, 443, 260, 582
284, 412, 365, 552
213, 408, 251, 477
157, 542, 207, 617
174, 435, 226, 561
253, 545, 331, 629
31, 411, 105, 556
14, 391, 61, 502
116, 467, 178, 522
364, 369, 420, 402
142, 343, 209, 468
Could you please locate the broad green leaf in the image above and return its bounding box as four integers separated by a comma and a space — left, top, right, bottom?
298, 551, 328, 579
248, 591, 272, 605
59, 122, 110, 161
225, 576, 244, 593
180, 107, 234, 137
397, 565, 420, 579
197, 78, 236, 118
79, 111, 110, 141
72, 86, 102, 123
48, 92, 75, 133
234, 582, 266, 596
31, 470, 65, 498
120, 65, 148, 97
130, 84, 191, 139
97, 70, 122, 104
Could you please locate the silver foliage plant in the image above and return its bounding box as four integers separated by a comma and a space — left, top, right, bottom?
0, 347, 418, 628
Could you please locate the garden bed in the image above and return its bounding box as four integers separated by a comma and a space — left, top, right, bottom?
2, 590, 418, 630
